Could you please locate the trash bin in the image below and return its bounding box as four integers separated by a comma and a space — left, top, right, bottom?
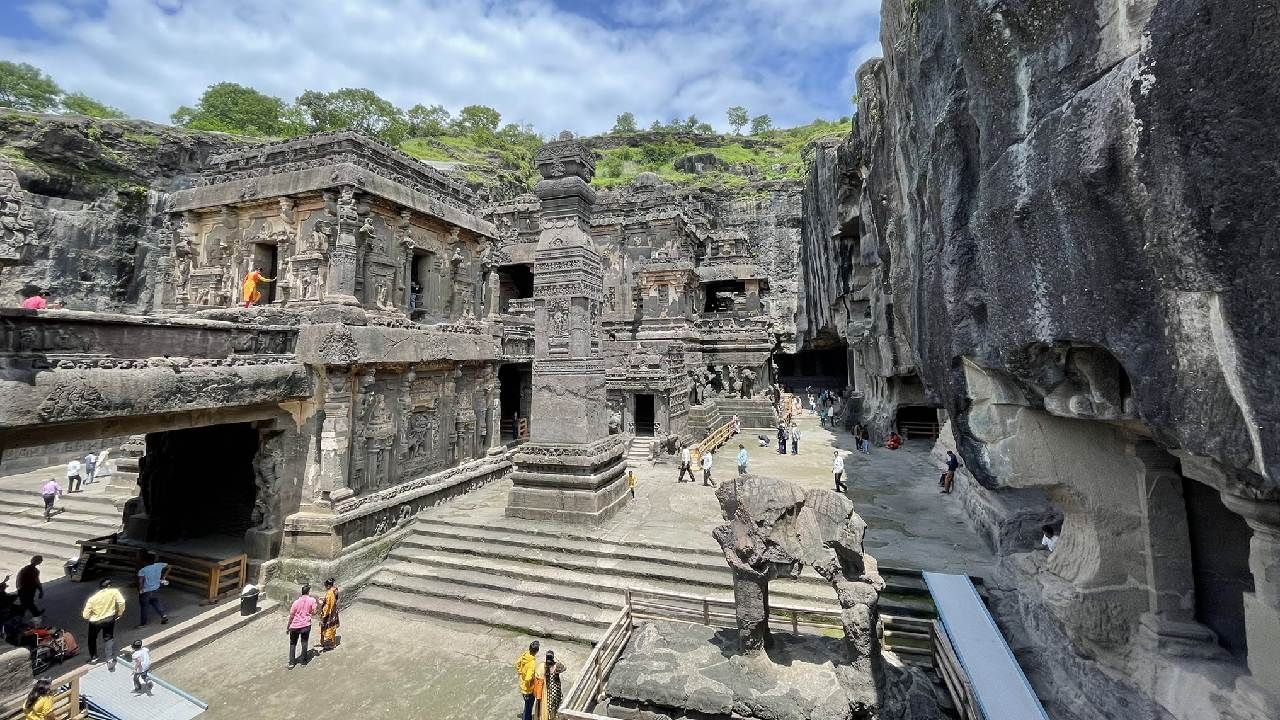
239, 585, 260, 616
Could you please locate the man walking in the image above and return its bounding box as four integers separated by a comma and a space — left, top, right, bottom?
130, 639, 153, 694
83, 579, 126, 667
941, 450, 962, 494
83, 451, 97, 485
66, 458, 83, 494
736, 444, 749, 475
700, 449, 715, 487
136, 553, 170, 627
516, 640, 540, 720
287, 583, 318, 668
39, 479, 62, 522
676, 445, 696, 483
790, 425, 801, 455
776, 424, 787, 454
15, 556, 43, 618
833, 450, 847, 492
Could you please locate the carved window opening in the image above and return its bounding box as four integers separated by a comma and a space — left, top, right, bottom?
703, 280, 746, 312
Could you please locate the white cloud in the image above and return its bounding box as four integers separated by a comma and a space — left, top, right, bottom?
0, 0, 881, 134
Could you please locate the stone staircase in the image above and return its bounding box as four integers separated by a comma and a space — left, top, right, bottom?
625, 436, 654, 466
713, 397, 778, 430
357, 517, 940, 657
0, 486, 121, 575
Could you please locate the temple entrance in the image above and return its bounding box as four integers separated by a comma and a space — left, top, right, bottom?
497, 263, 534, 313
134, 423, 258, 550
894, 405, 941, 440
1185, 479, 1252, 660
409, 250, 437, 317
499, 362, 532, 442
634, 394, 656, 436
251, 243, 278, 303
704, 280, 746, 312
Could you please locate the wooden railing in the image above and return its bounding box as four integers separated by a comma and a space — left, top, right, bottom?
73, 534, 248, 603
690, 419, 735, 465
898, 421, 940, 440
0, 666, 87, 720
932, 620, 979, 720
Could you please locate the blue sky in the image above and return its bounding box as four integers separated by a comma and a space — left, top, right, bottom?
0, 0, 881, 135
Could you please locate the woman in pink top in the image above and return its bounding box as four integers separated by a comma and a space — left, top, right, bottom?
287, 584, 318, 668
21, 291, 48, 310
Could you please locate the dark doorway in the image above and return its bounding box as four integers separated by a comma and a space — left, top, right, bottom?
704, 280, 746, 312
409, 250, 436, 316
1185, 479, 1252, 660
251, 243, 278, 303
634, 394, 655, 436
498, 264, 535, 313
775, 346, 847, 389
499, 363, 531, 441
895, 406, 941, 440
138, 423, 258, 544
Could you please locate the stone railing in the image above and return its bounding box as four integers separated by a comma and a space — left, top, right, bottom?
505, 297, 535, 317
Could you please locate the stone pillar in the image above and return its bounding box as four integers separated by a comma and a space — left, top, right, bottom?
324, 186, 361, 305
317, 367, 355, 504
1131, 443, 1221, 662
1220, 494, 1280, 706
507, 132, 628, 523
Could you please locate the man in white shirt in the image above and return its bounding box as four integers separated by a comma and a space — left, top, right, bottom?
700, 450, 715, 487
833, 451, 847, 492
676, 446, 696, 483
83, 452, 97, 484
66, 459, 83, 493
130, 639, 152, 693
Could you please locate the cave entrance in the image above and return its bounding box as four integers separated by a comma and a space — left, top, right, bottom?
1185, 479, 1252, 661
497, 263, 535, 313
775, 345, 847, 392
499, 362, 532, 442
634, 394, 656, 437
134, 422, 258, 555
251, 242, 279, 303
894, 405, 941, 440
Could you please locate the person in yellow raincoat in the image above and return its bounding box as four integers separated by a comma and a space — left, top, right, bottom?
241, 267, 274, 308
516, 640, 540, 720
22, 678, 54, 720
319, 577, 340, 650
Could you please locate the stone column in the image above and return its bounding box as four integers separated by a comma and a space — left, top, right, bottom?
506, 132, 628, 523
1131, 443, 1221, 661
1221, 494, 1280, 706
317, 367, 355, 504
324, 185, 361, 305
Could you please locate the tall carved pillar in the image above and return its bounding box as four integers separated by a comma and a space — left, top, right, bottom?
324, 185, 362, 305
317, 367, 355, 504
506, 132, 628, 523
1220, 494, 1280, 710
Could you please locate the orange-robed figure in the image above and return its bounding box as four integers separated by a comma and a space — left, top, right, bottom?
241, 268, 274, 308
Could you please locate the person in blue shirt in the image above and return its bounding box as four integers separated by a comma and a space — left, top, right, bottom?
736, 444, 749, 475
136, 553, 170, 628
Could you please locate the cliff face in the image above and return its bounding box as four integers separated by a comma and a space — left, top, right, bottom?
0, 112, 250, 312
851, 0, 1278, 491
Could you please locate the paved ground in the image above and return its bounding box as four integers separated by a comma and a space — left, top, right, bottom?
158, 604, 583, 720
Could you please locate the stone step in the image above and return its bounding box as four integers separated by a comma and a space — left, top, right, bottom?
0, 522, 100, 551
372, 567, 618, 629
385, 557, 663, 609
357, 585, 600, 647
0, 488, 119, 514
148, 598, 280, 667
0, 503, 120, 533
0, 527, 83, 561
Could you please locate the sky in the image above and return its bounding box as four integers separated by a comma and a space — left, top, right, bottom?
0, 0, 881, 136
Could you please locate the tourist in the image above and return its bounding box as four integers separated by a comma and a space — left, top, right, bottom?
736, 444, 749, 475
730, 415, 741, 436
941, 451, 962, 494
860, 431, 871, 455
676, 445, 696, 483
700, 449, 715, 487
833, 450, 847, 492
1041, 525, 1059, 553
83, 452, 97, 484
83, 578, 126, 667
776, 424, 787, 454
885, 431, 902, 450
16, 556, 44, 619
319, 577, 340, 651
0, 576, 15, 617
21, 291, 49, 311
516, 640, 540, 720
93, 449, 113, 484
540, 649, 566, 720
21, 678, 54, 720
627, 469, 637, 499
240, 266, 274, 308
789, 424, 801, 455
39, 478, 62, 522
130, 639, 153, 694
136, 553, 170, 627
286, 583, 318, 668
66, 458, 83, 494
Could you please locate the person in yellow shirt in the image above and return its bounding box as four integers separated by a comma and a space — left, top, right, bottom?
22, 678, 53, 720
516, 640, 540, 720
241, 267, 274, 308
82, 579, 126, 667
627, 469, 637, 499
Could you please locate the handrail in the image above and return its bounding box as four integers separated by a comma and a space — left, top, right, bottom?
0, 665, 88, 720
74, 535, 248, 603
691, 419, 735, 465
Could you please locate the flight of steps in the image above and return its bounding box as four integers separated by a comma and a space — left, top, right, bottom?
713, 397, 778, 430
0, 486, 122, 574
625, 436, 654, 466
357, 517, 943, 657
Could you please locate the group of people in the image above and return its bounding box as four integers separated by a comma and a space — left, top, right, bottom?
775, 423, 802, 455
516, 640, 567, 720
675, 444, 718, 486
285, 579, 341, 668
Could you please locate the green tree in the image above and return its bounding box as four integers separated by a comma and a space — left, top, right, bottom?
683, 114, 701, 131
611, 112, 637, 134
451, 104, 502, 138
649, 119, 664, 131
171, 82, 293, 136
0, 61, 61, 112
295, 88, 407, 144
62, 92, 126, 119
726, 105, 748, 134
695, 122, 714, 135
406, 103, 451, 136
749, 114, 773, 135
